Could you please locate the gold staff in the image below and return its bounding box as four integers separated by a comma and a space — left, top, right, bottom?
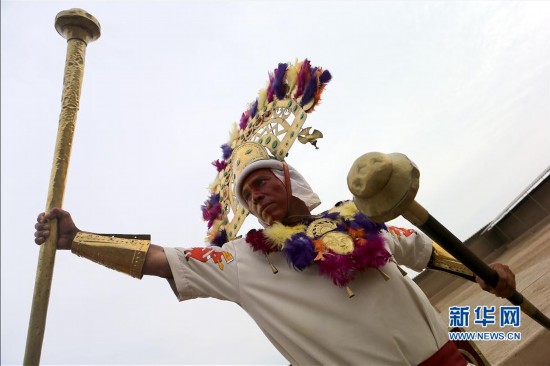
348, 152, 550, 330
24, 9, 100, 365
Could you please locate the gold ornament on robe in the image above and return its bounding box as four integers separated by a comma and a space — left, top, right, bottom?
306, 218, 354, 255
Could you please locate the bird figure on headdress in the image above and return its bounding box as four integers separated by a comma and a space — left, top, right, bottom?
298, 127, 324, 149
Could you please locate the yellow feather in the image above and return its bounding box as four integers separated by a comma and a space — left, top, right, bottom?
328, 201, 358, 218
286, 59, 300, 96
205, 220, 224, 243
212, 219, 223, 232
209, 176, 220, 193
257, 88, 267, 111
229, 122, 239, 147
264, 222, 306, 249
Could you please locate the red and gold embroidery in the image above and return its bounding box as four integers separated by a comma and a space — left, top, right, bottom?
184, 247, 234, 270
388, 226, 416, 240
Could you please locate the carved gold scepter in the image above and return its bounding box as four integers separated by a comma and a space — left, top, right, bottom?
24, 9, 100, 365
347, 152, 550, 330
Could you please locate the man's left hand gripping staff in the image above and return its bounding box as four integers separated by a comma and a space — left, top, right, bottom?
34, 208, 173, 279
475, 263, 516, 299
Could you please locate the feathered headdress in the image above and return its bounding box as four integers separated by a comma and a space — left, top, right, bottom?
202, 59, 332, 246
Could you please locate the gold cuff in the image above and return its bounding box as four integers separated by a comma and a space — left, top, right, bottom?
427, 242, 475, 282
72, 232, 151, 279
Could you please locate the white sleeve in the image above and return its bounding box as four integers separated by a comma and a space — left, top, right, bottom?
164, 242, 240, 303
384, 226, 433, 271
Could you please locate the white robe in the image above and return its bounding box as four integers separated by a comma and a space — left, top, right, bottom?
165, 227, 449, 365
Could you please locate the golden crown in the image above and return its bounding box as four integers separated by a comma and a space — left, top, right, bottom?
202, 59, 331, 245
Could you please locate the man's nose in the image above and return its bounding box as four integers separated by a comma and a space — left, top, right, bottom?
252, 190, 263, 204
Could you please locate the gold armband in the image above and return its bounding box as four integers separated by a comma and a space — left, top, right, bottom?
427, 242, 475, 282
72, 232, 151, 279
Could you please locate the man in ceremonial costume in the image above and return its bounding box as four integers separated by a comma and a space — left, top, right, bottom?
34, 59, 515, 365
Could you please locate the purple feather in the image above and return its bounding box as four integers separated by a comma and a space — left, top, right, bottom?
353, 213, 386, 232
272, 63, 288, 100
204, 204, 221, 228
283, 233, 316, 270
211, 229, 227, 247
212, 193, 220, 203
212, 159, 227, 172
239, 111, 250, 130
221, 144, 233, 160
300, 68, 318, 107
201, 193, 222, 228
295, 59, 311, 98
267, 73, 275, 103
319, 70, 332, 84
250, 99, 258, 118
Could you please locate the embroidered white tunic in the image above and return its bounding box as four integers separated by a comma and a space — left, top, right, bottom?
165, 228, 449, 365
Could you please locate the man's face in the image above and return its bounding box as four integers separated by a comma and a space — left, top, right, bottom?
241, 168, 288, 224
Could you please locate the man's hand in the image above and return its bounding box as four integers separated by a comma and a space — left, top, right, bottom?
34, 208, 80, 250
475, 263, 516, 298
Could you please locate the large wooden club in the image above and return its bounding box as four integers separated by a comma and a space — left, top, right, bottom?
347, 152, 550, 330
24, 9, 100, 365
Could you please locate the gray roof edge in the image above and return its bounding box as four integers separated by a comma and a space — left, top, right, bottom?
481, 166, 550, 235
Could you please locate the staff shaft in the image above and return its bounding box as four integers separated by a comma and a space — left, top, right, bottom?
401, 201, 550, 330
24, 9, 100, 365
